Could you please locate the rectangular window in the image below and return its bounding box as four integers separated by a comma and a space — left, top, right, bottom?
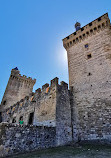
87, 53, 92, 59
85, 44, 88, 48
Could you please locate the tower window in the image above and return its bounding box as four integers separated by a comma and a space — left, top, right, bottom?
73, 39, 75, 43
90, 29, 93, 33
89, 22, 92, 26
102, 23, 105, 27
98, 25, 101, 29
98, 17, 101, 21
85, 44, 88, 48
76, 38, 78, 41
79, 36, 82, 39
3, 100, 6, 105
87, 53, 92, 59
73, 32, 76, 35
88, 73, 92, 76
70, 41, 72, 45
81, 28, 84, 31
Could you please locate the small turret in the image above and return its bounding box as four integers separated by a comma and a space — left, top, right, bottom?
75, 22, 81, 31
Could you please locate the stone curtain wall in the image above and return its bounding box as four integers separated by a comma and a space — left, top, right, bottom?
2, 78, 58, 127
33, 78, 58, 127
0, 123, 56, 157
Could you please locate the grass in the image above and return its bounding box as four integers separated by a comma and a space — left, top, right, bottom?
9, 144, 111, 158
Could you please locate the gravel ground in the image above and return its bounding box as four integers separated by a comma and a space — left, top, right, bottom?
9, 145, 111, 158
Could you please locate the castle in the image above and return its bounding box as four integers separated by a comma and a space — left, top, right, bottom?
0, 13, 111, 157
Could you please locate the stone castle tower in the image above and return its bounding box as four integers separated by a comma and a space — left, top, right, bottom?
63, 13, 111, 141
1, 67, 36, 110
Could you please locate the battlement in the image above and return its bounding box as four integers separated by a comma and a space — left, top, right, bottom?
35, 77, 68, 95
0, 68, 36, 110
63, 13, 110, 49
11, 68, 36, 85
2, 77, 69, 115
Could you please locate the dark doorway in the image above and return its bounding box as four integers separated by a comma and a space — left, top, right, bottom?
28, 112, 34, 125
12, 117, 16, 123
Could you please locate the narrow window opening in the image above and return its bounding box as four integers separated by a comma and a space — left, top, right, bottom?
88, 73, 92, 76
87, 54, 92, 59
98, 17, 101, 21
67, 36, 69, 39
89, 22, 92, 26
81, 28, 84, 31
79, 36, 82, 39
90, 29, 93, 33
73, 32, 76, 35
28, 112, 34, 125
73, 39, 75, 43
85, 44, 88, 48
3, 100, 6, 105
83, 34, 85, 37
94, 27, 97, 30
76, 38, 78, 41
70, 41, 72, 45
98, 25, 101, 29
86, 32, 89, 35
102, 23, 105, 27
106, 21, 108, 26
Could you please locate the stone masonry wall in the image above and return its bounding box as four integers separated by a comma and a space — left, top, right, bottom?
64, 14, 111, 142
1, 69, 36, 110
33, 78, 58, 127
56, 81, 72, 145
2, 78, 58, 127
0, 123, 56, 157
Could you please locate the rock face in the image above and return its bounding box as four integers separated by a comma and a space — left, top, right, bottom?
63, 13, 111, 142
0, 13, 111, 157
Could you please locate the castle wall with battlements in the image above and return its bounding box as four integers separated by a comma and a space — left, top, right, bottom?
0, 13, 111, 157
1, 68, 36, 110
1, 77, 72, 146
63, 13, 111, 142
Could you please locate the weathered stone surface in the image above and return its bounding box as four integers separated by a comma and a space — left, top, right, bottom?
0, 12, 111, 158
0, 123, 56, 157
63, 13, 111, 142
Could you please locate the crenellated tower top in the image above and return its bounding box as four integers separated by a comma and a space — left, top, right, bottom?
1, 68, 36, 110
63, 13, 110, 50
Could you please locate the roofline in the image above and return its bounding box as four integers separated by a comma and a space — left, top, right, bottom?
62, 13, 108, 41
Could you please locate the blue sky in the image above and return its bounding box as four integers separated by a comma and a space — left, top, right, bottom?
0, 0, 111, 102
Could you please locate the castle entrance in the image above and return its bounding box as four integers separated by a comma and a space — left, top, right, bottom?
28, 112, 34, 125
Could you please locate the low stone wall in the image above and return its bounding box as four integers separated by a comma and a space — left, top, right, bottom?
0, 123, 56, 157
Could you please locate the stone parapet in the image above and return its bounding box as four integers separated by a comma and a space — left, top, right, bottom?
63, 13, 110, 49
